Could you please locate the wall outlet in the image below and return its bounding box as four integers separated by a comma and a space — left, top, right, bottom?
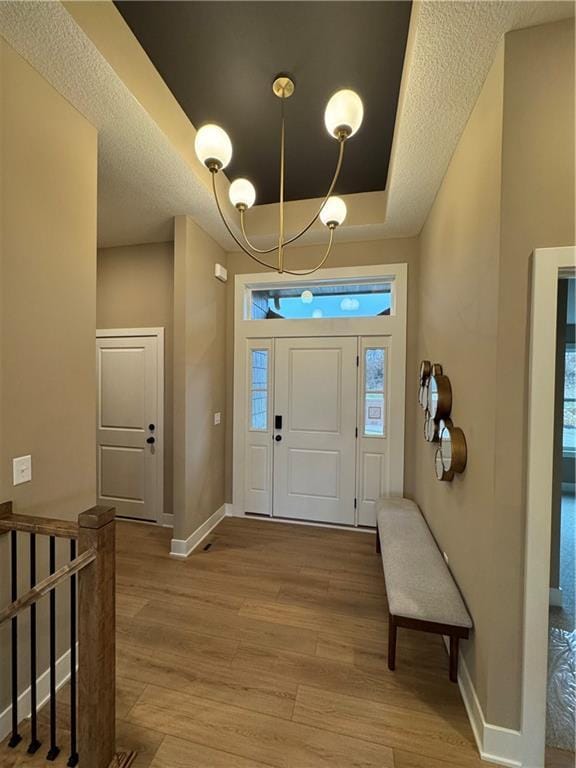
214, 412, 221, 425
13, 455, 32, 485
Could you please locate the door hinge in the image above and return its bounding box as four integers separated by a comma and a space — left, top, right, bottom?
354, 498, 357, 509
355, 427, 358, 438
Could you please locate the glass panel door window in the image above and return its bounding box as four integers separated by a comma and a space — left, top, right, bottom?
250, 349, 269, 431
364, 348, 386, 437
564, 342, 576, 455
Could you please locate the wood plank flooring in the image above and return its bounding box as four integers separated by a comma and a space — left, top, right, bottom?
1, 516, 513, 767
115, 517, 494, 767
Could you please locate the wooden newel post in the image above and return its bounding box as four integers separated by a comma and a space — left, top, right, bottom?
78, 506, 116, 768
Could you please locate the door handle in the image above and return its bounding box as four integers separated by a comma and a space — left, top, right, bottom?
275, 435, 282, 442
146, 436, 156, 445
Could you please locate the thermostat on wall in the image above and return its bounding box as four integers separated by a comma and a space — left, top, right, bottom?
214, 263, 228, 282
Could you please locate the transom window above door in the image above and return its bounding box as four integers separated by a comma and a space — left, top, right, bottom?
249, 281, 392, 320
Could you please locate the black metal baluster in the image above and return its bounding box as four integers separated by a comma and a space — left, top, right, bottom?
8, 530, 22, 748
67, 539, 78, 767
27, 534, 41, 754
46, 536, 60, 761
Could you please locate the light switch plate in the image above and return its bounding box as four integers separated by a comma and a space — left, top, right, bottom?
13, 455, 32, 485
214, 412, 221, 425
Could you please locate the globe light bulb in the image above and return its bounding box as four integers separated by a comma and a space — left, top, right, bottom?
320, 196, 347, 227
301, 290, 314, 304
195, 124, 233, 171
340, 297, 360, 312
324, 89, 364, 139
229, 178, 256, 209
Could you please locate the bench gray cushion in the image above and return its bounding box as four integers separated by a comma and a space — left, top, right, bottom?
377, 498, 473, 629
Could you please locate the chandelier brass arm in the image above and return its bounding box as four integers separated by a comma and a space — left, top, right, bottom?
210, 171, 278, 270
281, 224, 335, 276
237, 137, 346, 257
278, 137, 346, 249
212, 168, 337, 275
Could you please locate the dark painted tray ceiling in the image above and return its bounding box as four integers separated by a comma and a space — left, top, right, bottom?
115, 1, 412, 205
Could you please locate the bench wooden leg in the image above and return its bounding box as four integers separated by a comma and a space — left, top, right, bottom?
449, 635, 459, 683
388, 615, 397, 671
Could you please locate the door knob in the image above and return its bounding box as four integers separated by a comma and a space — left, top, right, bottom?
275, 435, 282, 442
146, 436, 155, 445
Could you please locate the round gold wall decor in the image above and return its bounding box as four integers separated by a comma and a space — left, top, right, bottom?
435, 448, 454, 481
431, 363, 443, 376
418, 360, 431, 410
427, 374, 452, 421
419, 360, 431, 383
424, 410, 439, 442
440, 423, 467, 474
418, 380, 430, 410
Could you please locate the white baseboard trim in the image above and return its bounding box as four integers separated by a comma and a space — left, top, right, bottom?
160, 513, 174, 529
549, 587, 563, 608
170, 504, 227, 558
442, 637, 523, 767
0, 645, 75, 743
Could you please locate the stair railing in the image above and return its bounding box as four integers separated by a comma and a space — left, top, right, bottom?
0, 501, 125, 768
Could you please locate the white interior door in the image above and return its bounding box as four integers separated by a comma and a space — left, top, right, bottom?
96, 334, 162, 521
273, 337, 357, 525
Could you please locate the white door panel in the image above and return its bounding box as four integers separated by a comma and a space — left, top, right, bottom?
96, 335, 161, 521
273, 337, 357, 525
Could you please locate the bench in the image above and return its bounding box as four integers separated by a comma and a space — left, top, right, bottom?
376, 498, 473, 682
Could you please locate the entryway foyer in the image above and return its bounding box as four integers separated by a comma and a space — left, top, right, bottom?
0, 2, 574, 768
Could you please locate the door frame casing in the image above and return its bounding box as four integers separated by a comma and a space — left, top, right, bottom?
522, 246, 575, 767
96, 327, 165, 525
232, 264, 408, 522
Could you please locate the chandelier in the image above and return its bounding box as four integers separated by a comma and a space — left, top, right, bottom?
194, 75, 364, 275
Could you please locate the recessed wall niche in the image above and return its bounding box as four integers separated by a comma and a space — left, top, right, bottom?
419, 361, 467, 482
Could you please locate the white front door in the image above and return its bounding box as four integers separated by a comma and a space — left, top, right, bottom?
273, 337, 358, 525
96, 334, 163, 521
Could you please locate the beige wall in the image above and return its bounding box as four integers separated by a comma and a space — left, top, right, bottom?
414, 18, 575, 729
173, 217, 227, 541
414, 42, 504, 723
224, 238, 420, 505
488, 17, 575, 727
0, 38, 97, 710
97, 242, 175, 517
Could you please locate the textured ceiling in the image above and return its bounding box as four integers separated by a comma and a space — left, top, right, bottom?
114, 1, 412, 204
0, 0, 228, 248
383, 0, 575, 237
0, 1, 573, 249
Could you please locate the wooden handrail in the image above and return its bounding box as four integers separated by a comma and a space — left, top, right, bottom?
0, 502, 78, 539
1, 502, 120, 766
0, 548, 96, 627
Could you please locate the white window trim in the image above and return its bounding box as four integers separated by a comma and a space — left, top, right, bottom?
522, 246, 575, 767
232, 264, 408, 520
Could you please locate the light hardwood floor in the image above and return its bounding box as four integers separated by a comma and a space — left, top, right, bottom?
4, 516, 565, 767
